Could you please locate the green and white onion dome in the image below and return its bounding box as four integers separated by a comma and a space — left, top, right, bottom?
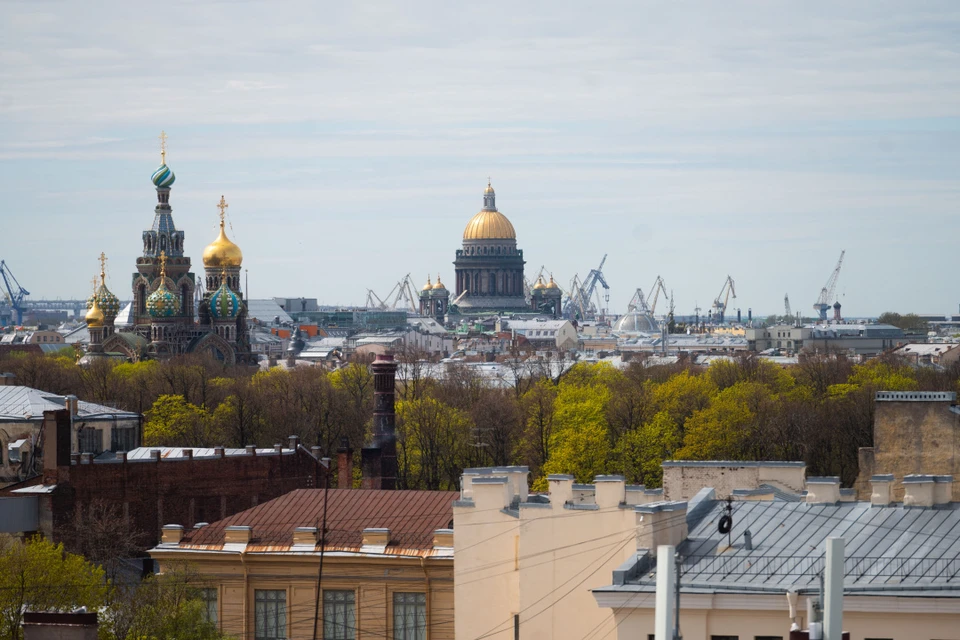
146, 280, 181, 318
209, 280, 241, 320
86, 283, 120, 318
151, 163, 176, 189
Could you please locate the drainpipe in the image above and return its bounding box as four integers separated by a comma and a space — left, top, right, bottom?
420, 556, 431, 640
240, 549, 249, 639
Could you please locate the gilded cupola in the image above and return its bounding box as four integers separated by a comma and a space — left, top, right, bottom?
203, 195, 243, 268
463, 180, 517, 241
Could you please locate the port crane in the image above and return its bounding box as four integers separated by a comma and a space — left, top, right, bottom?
647, 276, 669, 316
0, 260, 30, 326
711, 275, 736, 324
365, 273, 419, 313
813, 250, 845, 321
563, 255, 610, 320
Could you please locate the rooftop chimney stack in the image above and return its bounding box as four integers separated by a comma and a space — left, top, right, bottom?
338, 437, 354, 489
362, 353, 398, 490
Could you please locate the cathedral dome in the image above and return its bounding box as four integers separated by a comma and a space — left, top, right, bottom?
422, 276, 433, 291
432, 275, 447, 291
87, 284, 120, 318
210, 278, 241, 320
546, 275, 559, 290
151, 164, 176, 189
203, 218, 243, 268
463, 181, 516, 241
532, 276, 546, 291
85, 297, 104, 327
146, 279, 180, 318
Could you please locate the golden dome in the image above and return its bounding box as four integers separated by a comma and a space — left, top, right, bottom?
432, 274, 446, 290
85, 296, 104, 327
484, 180, 495, 195
463, 210, 516, 240
532, 275, 546, 291
546, 275, 559, 289
422, 276, 433, 291
203, 220, 243, 268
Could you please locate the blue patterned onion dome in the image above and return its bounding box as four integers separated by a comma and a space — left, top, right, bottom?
146, 279, 181, 318
209, 279, 240, 319
151, 164, 176, 188
87, 283, 120, 318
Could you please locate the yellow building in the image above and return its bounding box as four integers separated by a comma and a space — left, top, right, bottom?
150, 488, 457, 640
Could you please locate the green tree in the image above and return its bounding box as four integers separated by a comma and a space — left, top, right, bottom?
540, 381, 612, 484
612, 410, 681, 487
144, 395, 216, 446
676, 381, 775, 461
0, 536, 107, 640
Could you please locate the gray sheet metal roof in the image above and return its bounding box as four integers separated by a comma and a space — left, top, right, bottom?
0, 386, 139, 422
246, 299, 293, 324
604, 499, 960, 596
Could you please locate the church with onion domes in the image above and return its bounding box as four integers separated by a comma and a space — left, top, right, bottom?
84, 132, 254, 365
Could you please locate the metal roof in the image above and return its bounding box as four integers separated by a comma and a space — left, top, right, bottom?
0, 386, 139, 422
246, 299, 293, 324
179, 488, 458, 552
601, 498, 960, 596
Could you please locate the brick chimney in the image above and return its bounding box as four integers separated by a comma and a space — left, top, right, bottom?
361, 353, 398, 490
338, 437, 353, 489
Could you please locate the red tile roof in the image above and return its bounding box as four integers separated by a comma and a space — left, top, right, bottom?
183, 488, 458, 551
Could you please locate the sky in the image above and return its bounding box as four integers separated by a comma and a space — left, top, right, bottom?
1, 1, 958, 318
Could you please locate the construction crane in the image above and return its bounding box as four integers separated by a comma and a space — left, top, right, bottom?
366, 274, 418, 313
711, 275, 736, 324
784, 294, 792, 319
626, 288, 651, 314
0, 260, 30, 326
647, 276, 669, 316
813, 250, 845, 321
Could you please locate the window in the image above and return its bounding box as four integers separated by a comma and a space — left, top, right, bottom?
393, 592, 426, 640
111, 427, 137, 452
323, 590, 355, 640
78, 428, 103, 455
200, 588, 218, 624
255, 589, 286, 640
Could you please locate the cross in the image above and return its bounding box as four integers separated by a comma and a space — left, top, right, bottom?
159, 250, 167, 277
159, 131, 168, 164
99, 252, 107, 282
217, 195, 229, 225
91, 276, 98, 294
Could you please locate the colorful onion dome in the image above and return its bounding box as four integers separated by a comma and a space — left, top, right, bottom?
151, 164, 176, 189
146, 252, 181, 318
87, 257, 120, 318
85, 296, 104, 327
432, 274, 447, 290
210, 275, 241, 320
532, 275, 547, 291
203, 196, 243, 268
422, 276, 433, 291
546, 275, 559, 290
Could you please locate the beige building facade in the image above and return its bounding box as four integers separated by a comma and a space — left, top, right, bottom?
150, 488, 457, 640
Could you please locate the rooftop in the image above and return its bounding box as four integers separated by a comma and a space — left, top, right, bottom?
0, 385, 139, 422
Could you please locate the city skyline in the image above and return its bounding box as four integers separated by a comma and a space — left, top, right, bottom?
1, 1, 959, 316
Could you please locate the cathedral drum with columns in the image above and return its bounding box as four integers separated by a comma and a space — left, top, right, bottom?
453, 181, 527, 312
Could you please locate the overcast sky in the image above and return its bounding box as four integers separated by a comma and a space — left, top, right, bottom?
1, 1, 958, 317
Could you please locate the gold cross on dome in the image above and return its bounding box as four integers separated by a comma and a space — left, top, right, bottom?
217, 195, 229, 225
91, 276, 97, 293
99, 252, 107, 282
159, 131, 168, 164
159, 250, 167, 278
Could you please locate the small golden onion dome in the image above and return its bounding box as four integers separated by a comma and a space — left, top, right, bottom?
546, 275, 559, 289
463, 210, 516, 240
422, 276, 433, 291
432, 275, 446, 290
85, 297, 104, 327
203, 220, 243, 268
484, 181, 495, 195
532, 276, 547, 291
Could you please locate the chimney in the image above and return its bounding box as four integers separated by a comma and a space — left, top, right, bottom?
870, 474, 894, 506
338, 437, 353, 489
44, 410, 72, 474
548, 474, 575, 508
161, 524, 184, 545
636, 501, 688, 554
594, 475, 626, 508
80, 452, 94, 464
273, 443, 283, 453
183, 449, 193, 460
214, 446, 225, 458
804, 477, 841, 505
293, 526, 318, 548
64, 395, 78, 416
433, 529, 454, 549
903, 475, 936, 507
150, 449, 161, 462
471, 476, 513, 511
361, 528, 390, 551
934, 475, 954, 506
245, 445, 256, 456
288, 435, 300, 450
224, 525, 252, 544
362, 353, 398, 490
0, 372, 15, 386
117, 451, 127, 463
